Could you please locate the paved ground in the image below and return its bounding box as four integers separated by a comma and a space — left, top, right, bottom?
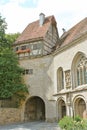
0, 121, 61, 130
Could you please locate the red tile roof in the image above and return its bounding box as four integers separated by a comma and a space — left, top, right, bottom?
60, 17, 87, 47
14, 15, 56, 44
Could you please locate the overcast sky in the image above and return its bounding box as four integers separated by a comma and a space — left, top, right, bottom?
0, 0, 87, 36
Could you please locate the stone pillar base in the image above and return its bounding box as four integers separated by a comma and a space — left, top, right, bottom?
46, 117, 57, 122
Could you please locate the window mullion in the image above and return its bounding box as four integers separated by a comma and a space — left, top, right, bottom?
77, 67, 80, 86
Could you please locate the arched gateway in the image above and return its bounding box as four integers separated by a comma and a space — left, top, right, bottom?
24, 96, 45, 121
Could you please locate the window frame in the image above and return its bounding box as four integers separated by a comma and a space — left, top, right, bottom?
57, 67, 64, 91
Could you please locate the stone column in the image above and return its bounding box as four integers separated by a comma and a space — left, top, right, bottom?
83, 100, 87, 119
66, 102, 71, 117
86, 100, 87, 111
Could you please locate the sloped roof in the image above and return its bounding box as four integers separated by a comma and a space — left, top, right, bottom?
14, 15, 56, 44
60, 17, 87, 47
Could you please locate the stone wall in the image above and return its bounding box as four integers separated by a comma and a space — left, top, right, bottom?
53, 37, 87, 120
19, 55, 57, 122
0, 108, 21, 125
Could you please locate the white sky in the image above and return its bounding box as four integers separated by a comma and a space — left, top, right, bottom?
0, 0, 87, 36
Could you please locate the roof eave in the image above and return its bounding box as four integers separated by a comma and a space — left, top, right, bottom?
13, 37, 44, 46
53, 31, 87, 56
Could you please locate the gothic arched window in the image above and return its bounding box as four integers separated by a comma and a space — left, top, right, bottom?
57, 67, 64, 91
76, 56, 87, 86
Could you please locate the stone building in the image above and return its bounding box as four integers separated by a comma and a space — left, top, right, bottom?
0, 13, 87, 124
13, 14, 87, 122
13, 13, 59, 122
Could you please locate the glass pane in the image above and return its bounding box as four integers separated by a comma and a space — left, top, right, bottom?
80, 69, 83, 85
85, 69, 87, 84
77, 69, 80, 86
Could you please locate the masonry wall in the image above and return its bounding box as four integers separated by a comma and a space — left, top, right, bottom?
53, 37, 87, 120
54, 37, 87, 89
19, 55, 57, 122
0, 108, 21, 125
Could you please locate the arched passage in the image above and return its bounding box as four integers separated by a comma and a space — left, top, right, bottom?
58, 99, 66, 120
74, 98, 86, 118
24, 96, 45, 121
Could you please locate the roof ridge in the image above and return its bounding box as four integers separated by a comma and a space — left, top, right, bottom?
67, 17, 87, 33
28, 15, 54, 25
59, 17, 87, 47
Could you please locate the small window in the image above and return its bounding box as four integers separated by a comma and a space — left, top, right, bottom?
15, 47, 19, 51
28, 69, 33, 74
22, 70, 25, 75
23, 69, 33, 75
33, 44, 38, 50
26, 69, 29, 74
21, 45, 26, 50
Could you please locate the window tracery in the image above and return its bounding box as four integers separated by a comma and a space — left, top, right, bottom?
77, 56, 87, 86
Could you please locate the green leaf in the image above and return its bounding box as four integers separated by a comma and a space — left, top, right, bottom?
0, 13, 28, 103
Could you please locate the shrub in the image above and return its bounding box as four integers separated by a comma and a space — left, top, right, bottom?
74, 115, 82, 122
58, 115, 87, 130
58, 116, 73, 130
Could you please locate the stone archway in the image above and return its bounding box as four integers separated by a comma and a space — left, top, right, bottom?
24, 96, 45, 121
58, 99, 66, 120
74, 98, 86, 118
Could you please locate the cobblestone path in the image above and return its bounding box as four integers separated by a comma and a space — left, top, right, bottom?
0, 121, 61, 130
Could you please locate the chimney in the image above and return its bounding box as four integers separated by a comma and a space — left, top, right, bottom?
39, 13, 45, 26
62, 28, 66, 33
